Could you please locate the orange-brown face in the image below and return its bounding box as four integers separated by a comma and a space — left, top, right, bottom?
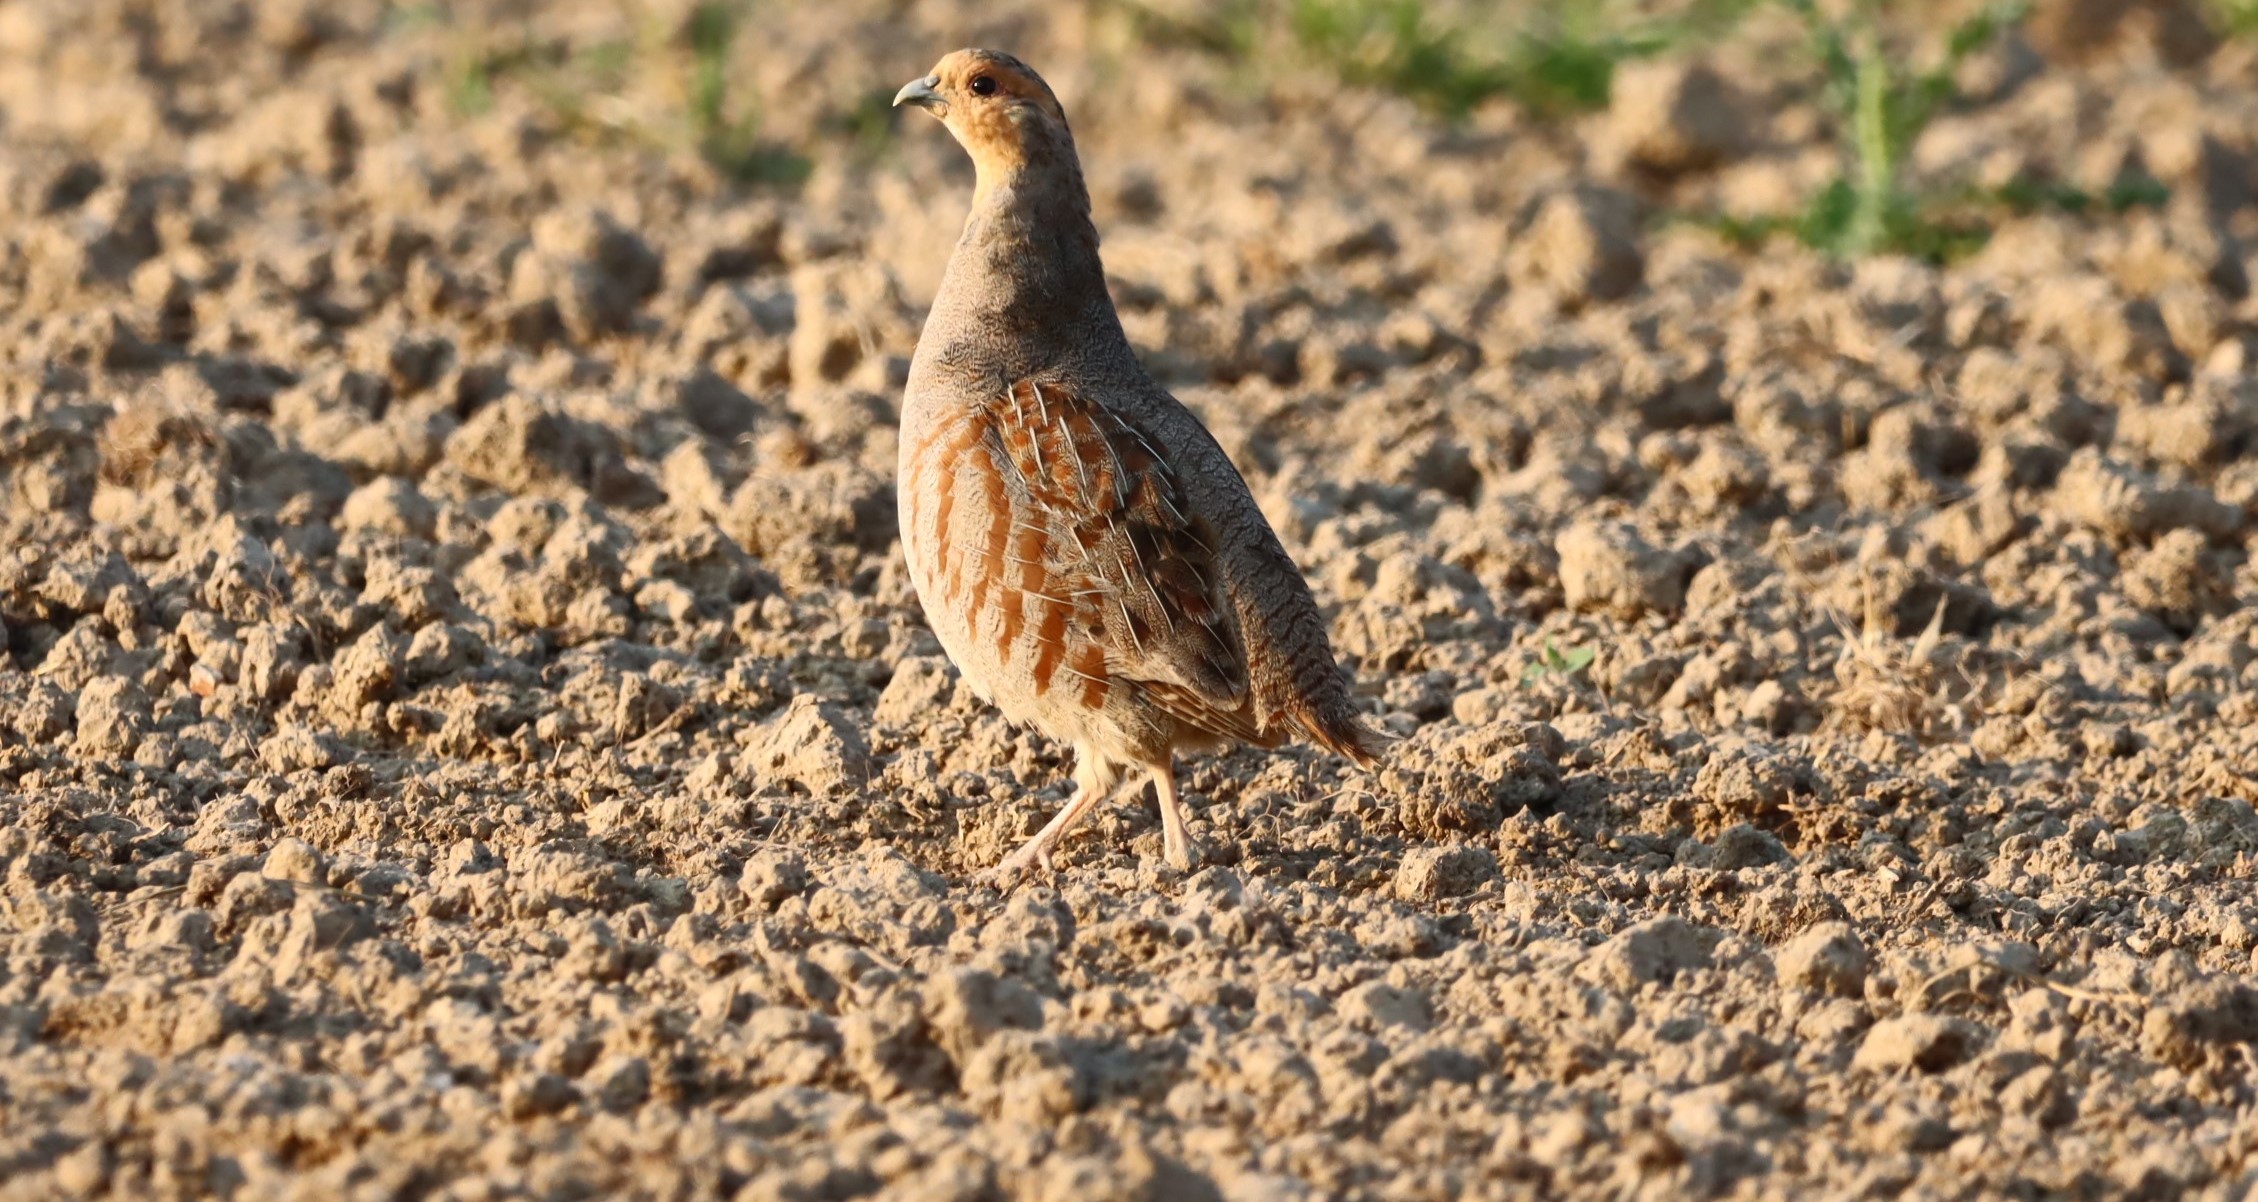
893, 50, 1070, 181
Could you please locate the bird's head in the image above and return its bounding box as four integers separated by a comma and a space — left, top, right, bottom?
894, 50, 1075, 195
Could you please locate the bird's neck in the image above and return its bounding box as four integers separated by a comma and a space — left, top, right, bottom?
917, 156, 1131, 386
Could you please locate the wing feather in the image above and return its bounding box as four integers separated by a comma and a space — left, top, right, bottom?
981, 377, 1260, 744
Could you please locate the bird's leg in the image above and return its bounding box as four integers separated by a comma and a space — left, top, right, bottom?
1154, 760, 1200, 873
983, 753, 1120, 888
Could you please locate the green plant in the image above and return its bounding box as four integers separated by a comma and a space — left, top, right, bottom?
1108, 0, 1267, 59
436, 31, 536, 117
415, 1, 807, 185
520, 37, 635, 123
1296, 0, 1766, 117
2211, 0, 2258, 36
380, 3, 445, 34
1289, 0, 1520, 116
1985, 174, 2171, 216
832, 89, 906, 163
1689, 0, 2052, 261
678, 2, 807, 182
1782, 0, 2029, 259
1106, 0, 1759, 120
1520, 639, 1598, 688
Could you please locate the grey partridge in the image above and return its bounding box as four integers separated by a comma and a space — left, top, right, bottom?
892, 49, 1387, 883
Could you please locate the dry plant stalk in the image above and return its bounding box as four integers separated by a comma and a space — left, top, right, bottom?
1822, 585, 1965, 736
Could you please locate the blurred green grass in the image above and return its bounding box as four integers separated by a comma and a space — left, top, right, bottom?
1107, 0, 1761, 118
386, 0, 2201, 263
1779, 0, 2034, 260
2213, 0, 2258, 36
1127, 0, 2163, 262
388, 0, 810, 183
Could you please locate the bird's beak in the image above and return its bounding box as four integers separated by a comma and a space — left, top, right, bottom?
893, 76, 945, 116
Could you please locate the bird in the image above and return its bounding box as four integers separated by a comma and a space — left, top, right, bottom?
891, 49, 1387, 884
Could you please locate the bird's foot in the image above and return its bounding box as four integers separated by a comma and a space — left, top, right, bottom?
1162, 829, 1202, 874
978, 839, 1057, 891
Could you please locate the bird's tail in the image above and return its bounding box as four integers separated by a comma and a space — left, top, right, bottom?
1294, 698, 1395, 768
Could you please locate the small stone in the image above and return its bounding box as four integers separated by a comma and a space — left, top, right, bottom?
560, 916, 628, 982
511, 207, 662, 341
675, 368, 763, 441
8, 891, 99, 960
1587, 916, 1715, 992
1035, 1141, 1225, 1202
214, 872, 296, 936
38, 549, 140, 615
72, 675, 149, 758
502, 1072, 580, 1119
2025, 276, 2186, 381
2122, 528, 2234, 632
786, 260, 908, 397
2024, 0, 2217, 68
1710, 823, 1792, 869
2053, 448, 2238, 543
956, 1030, 1088, 1124
1796, 998, 1872, 1049
339, 476, 438, 540
269, 892, 374, 979
170, 992, 240, 1053
445, 393, 656, 507
1526, 1110, 1596, 1168
1393, 843, 1499, 901
263, 837, 328, 886
1854, 1014, 1981, 1073
1556, 519, 1689, 618
1870, 1103, 1953, 1153
1338, 980, 1433, 1032
331, 626, 405, 707
743, 696, 871, 797
404, 622, 481, 685
724, 462, 895, 561
2001, 1065, 2074, 1126
591, 1055, 652, 1112
261, 724, 347, 775
923, 967, 1043, 1063
2141, 977, 2258, 1069
50, 1142, 109, 1195
1777, 922, 1869, 998
1508, 185, 1644, 308
874, 656, 960, 726
840, 997, 951, 1101
240, 624, 308, 701
13, 680, 75, 742
1602, 60, 1749, 176
741, 848, 810, 908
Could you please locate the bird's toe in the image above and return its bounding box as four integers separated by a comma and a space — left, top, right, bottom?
978, 843, 1052, 892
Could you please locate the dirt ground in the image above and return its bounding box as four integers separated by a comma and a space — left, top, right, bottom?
2, 0, 2257, 1198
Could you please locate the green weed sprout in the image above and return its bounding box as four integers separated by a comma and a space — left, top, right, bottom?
1785, 0, 2029, 258
1521, 639, 1598, 688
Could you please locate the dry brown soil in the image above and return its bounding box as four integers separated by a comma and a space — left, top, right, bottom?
3, 1, 2258, 1199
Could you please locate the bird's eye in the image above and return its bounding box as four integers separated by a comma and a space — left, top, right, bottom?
969, 75, 997, 97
